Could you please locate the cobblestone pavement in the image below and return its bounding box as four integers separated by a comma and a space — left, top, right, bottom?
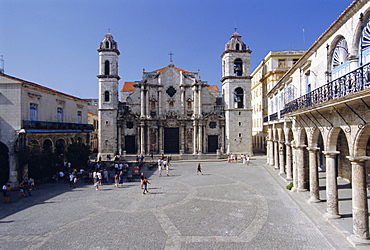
0, 156, 356, 249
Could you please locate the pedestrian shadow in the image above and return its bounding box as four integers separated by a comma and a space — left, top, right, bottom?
0, 220, 14, 223
147, 191, 164, 195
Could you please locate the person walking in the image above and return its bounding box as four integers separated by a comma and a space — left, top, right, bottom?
246, 155, 250, 165
158, 158, 163, 177
142, 177, 151, 194
197, 163, 203, 175
20, 178, 31, 196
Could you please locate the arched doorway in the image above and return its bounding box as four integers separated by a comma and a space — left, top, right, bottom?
0, 142, 9, 185
337, 130, 350, 181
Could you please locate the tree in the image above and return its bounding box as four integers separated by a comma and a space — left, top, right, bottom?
66, 142, 91, 170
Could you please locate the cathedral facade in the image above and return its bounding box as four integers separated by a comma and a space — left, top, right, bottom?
97, 32, 252, 160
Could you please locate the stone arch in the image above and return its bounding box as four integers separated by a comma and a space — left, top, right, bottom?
353, 125, 370, 156
43, 139, 53, 153
350, 9, 370, 59
55, 138, 66, 157
28, 140, 41, 154
0, 142, 9, 185
285, 127, 294, 143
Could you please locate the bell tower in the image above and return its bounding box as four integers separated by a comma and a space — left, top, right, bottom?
221, 31, 253, 155
97, 32, 120, 161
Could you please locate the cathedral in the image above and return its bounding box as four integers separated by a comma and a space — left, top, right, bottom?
97, 32, 253, 160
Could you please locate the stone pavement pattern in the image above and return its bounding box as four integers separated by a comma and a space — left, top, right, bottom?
0, 157, 355, 249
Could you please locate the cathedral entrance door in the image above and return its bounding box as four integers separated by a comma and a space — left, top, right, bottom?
125, 136, 136, 154
164, 128, 179, 153
208, 135, 218, 153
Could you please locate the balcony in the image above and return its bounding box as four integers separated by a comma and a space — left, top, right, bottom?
284, 62, 370, 113
22, 120, 93, 132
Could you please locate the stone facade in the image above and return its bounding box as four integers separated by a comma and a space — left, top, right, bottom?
251, 50, 305, 153
97, 32, 253, 160
0, 73, 92, 186
265, 0, 370, 245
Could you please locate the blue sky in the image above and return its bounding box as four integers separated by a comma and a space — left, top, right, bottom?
1, 0, 353, 98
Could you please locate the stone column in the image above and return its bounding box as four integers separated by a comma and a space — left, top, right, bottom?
266, 138, 273, 166
198, 123, 203, 155
118, 125, 122, 155
323, 151, 341, 219
158, 87, 162, 117
180, 125, 185, 153
193, 121, 197, 154
307, 147, 320, 203
347, 156, 370, 243
140, 85, 145, 118
286, 142, 293, 181
145, 88, 149, 118
274, 140, 279, 169
221, 123, 225, 154
159, 125, 164, 154
296, 145, 307, 192
279, 141, 285, 175
193, 86, 198, 116
198, 85, 202, 116
291, 144, 298, 192
140, 123, 145, 155
181, 86, 186, 115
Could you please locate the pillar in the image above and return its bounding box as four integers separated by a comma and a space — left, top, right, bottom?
140, 123, 145, 155
140, 85, 145, 118
286, 142, 293, 181
198, 123, 203, 155
274, 140, 279, 169
296, 145, 307, 192
159, 125, 164, 154
193, 121, 197, 154
347, 156, 370, 243
323, 151, 341, 219
279, 141, 285, 175
307, 147, 320, 203
266, 138, 273, 166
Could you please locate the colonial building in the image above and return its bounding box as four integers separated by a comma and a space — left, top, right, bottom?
265, 0, 370, 245
251, 50, 305, 153
0, 73, 93, 186
97, 32, 253, 160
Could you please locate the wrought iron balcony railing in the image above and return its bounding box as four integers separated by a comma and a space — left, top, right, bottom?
22, 120, 93, 132
284, 62, 370, 113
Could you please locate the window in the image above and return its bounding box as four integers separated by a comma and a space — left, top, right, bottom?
104, 60, 110, 75
77, 111, 82, 123
306, 72, 311, 93
104, 91, 110, 102
293, 58, 299, 65
278, 59, 287, 68
234, 59, 243, 76
57, 107, 63, 122
234, 87, 244, 108
105, 41, 109, 49
331, 37, 349, 80
127, 122, 134, 129
360, 17, 370, 65
209, 122, 217, 129
166, 86, 176, 97
236, 44, 240, 51
30, 103, 38, 121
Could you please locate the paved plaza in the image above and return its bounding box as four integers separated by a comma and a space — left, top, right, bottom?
0, 156, 359, 249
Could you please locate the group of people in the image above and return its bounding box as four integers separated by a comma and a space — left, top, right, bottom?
157, 157, 170, 177
2, 177, 35, 203
227, 154, 250, 165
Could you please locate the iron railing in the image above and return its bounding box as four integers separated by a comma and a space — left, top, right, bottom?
284, 62, 370, 113
22, 120, 93, 131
